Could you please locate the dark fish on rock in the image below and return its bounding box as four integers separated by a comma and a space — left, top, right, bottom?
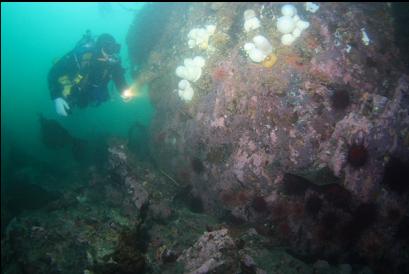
38, 114, 87, 161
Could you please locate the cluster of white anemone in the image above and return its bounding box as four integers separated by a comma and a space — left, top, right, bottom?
175, 56, 205, 101
242, 9, 274, 63
244, 35, 273, 63
175, 4, 320, 100
276, 4, 310, 46
243, 9, 261, 32
174, 24, 216, 102
187, 25, 216, 50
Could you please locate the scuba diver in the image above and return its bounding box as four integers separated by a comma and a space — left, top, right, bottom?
48, 31, 135, 116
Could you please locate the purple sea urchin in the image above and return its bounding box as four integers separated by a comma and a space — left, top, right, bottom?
347, 144, 368, 168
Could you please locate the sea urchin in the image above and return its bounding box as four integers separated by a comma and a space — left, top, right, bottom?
347, 144, 368, 168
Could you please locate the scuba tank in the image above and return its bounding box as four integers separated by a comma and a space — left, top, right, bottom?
72, 30, 97, 79
60, 30, 96, 98
74, 29, 96, 55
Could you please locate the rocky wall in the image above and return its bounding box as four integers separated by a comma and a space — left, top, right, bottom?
129, 3, 409, 272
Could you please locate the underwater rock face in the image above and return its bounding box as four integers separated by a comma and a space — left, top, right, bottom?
107, 141, 149, 211
144, 2, 408, 212
130, 2, 409, 272
177, 228, 238, 273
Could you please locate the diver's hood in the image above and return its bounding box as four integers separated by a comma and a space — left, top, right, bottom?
96, 33, 120, 55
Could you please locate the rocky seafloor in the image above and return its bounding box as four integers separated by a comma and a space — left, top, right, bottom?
2, 3, 409, 274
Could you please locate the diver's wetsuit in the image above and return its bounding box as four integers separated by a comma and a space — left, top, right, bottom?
48, 46, 127, 108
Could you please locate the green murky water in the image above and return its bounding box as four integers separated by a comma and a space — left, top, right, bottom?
1, 2, 154, 174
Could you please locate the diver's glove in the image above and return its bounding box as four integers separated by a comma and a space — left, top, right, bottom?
54, 97, 70, 116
